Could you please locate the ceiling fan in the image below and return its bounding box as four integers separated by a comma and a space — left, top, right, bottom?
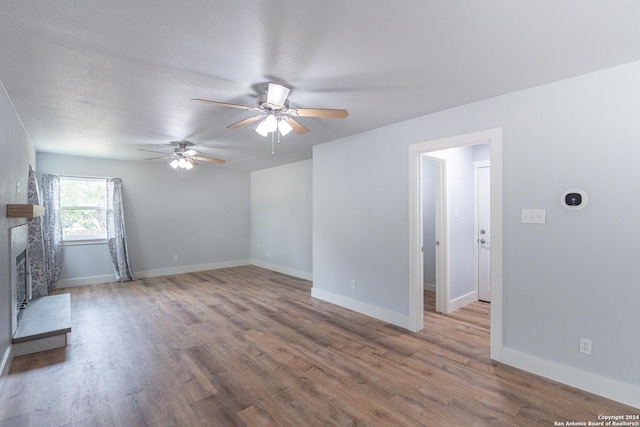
192, 83, 349, 136
139, 141, 225, 177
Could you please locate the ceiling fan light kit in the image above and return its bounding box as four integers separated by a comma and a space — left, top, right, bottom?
193, 82, 348, 155
170, 158, 193, 170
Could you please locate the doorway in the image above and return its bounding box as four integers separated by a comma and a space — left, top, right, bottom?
408, 128, 503, 362
421, 145, 490, 313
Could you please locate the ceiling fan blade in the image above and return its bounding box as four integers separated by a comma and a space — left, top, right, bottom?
288, 108, 349, 118
192, 98, 255, 110
187, 158, 198, 166
144, 156, 172, 161
282, 117, 309, 134
227, 115, 265, 129
266, 83, 290, 108
194, 156, 226, 164
139, 148, 172, 155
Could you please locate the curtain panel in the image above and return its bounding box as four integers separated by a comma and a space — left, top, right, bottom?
27, 165, 48, 297
41, 173, 64, 289
106, 178, 135, 282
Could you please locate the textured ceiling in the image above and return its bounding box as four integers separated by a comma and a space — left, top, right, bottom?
2, 1, 640, 171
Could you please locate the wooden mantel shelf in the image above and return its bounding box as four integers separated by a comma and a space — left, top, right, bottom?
7, 204, 45, 218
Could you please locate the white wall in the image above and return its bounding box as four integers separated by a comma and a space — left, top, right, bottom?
313, 60, 640, 407
37, 153, 251, 284
0, 81, 36, 383
250, 160, 312, 280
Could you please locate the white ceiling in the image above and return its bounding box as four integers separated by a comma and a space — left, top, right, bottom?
2, 1, 640, 172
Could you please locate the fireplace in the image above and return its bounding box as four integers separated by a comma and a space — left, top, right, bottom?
10, 223, 30, 335
10, 222, 72, 356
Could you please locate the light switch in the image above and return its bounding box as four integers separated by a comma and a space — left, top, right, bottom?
521, 208, 546, 224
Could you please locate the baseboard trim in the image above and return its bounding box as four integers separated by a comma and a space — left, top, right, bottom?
54, 260, 252, 288
52, 260, 310, 289
446, 290, 476, 313
502, 347, 640, 410
311, 287, 410, 330
250, 260, 312, 281
423, 283, 436, 292
135, 260, 251, 279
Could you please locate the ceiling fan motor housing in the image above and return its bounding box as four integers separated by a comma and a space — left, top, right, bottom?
257, 93, 289, 112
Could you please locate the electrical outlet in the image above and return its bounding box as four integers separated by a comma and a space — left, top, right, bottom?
173, 254, 179, 262
350, 280, 356, 290
580, 337, 592, 355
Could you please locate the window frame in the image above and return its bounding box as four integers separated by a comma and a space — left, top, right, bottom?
59, 176, 108, 244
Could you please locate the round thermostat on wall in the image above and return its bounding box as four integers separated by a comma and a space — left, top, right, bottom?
561, 189, 588, 210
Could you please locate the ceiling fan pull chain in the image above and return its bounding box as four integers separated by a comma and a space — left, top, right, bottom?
271, 132, 275, 156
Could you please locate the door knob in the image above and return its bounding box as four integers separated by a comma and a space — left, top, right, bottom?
480, 239, 486, 244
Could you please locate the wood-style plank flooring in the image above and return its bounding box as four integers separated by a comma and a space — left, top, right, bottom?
0, 266, 636, 426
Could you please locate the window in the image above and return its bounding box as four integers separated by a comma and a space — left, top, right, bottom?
60, 177, 107, 242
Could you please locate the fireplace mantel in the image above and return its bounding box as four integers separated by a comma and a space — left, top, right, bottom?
6, 204, 45, 218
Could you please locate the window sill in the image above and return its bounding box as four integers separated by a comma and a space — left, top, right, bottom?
62, 238, 108, 246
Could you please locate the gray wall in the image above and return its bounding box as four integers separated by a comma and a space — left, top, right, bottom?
37, 153, 251, 282
250, 160, 312, 279
313, 60, 640, 395
0, 82, 36, 377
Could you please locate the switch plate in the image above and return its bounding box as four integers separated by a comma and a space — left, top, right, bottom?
521, 208, 546, 224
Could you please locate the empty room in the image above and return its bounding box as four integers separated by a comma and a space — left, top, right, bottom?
1, 1, 639, 425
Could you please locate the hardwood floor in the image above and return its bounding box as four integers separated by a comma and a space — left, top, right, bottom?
0, 266, 635, 426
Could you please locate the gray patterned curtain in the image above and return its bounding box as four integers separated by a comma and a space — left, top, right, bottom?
106, 178, 135, 282
41, 173, 64, 288
27, 166, 48, 297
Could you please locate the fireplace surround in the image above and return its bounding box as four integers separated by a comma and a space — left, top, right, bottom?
10, 223, 71, 356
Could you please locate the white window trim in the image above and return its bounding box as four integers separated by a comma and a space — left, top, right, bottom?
59, 176, 108, 243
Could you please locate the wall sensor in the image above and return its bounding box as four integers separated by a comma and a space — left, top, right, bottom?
561, 189, 588, 210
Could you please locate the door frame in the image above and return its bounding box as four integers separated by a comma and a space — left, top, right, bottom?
408, 128, 503, 362
474, 160, 491, 302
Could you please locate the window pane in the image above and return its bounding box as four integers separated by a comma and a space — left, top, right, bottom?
61, 209, 107, 238
60, 178, 106, 208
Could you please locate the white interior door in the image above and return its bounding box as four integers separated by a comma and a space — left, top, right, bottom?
476, 164, 491, 302
433, 158, 447, 313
